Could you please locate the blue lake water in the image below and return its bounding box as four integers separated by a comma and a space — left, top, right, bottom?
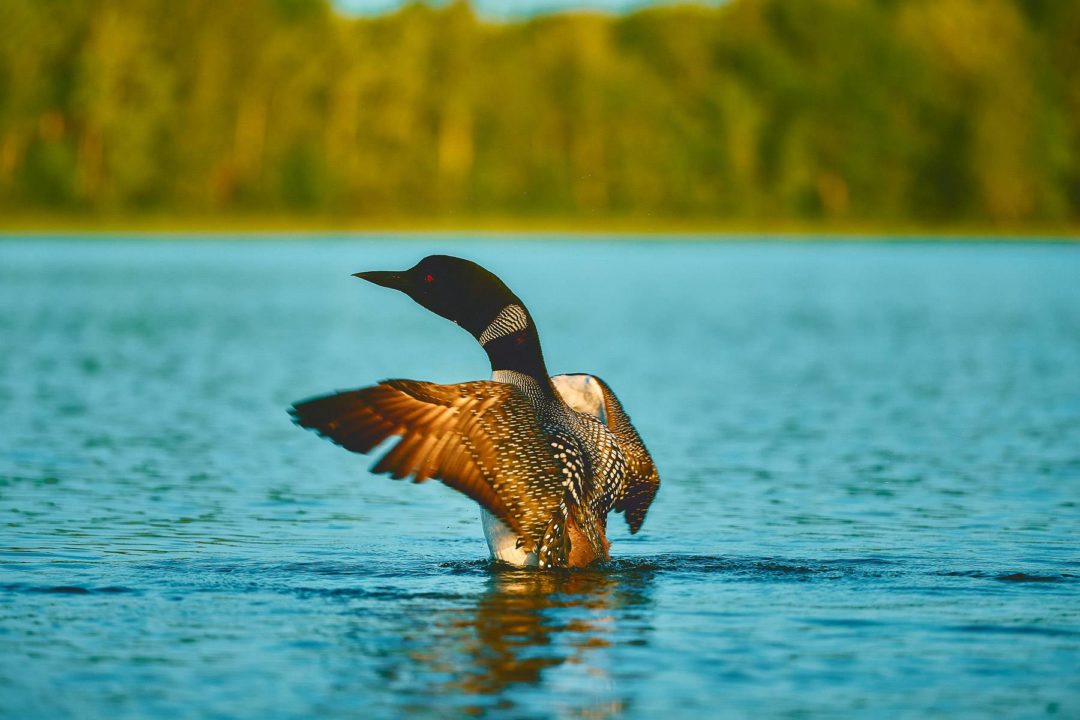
1, 235, 1078, 718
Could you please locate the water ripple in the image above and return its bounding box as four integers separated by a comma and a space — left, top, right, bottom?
2, 238, 1079, 719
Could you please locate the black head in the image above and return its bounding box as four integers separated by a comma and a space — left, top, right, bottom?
357, 254, 552, 388
356, 255, 550, 384
355, 255, 522, 339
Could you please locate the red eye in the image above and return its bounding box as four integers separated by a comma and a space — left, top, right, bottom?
425, 274, 434, 283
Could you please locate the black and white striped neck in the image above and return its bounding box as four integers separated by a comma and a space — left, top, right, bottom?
477, 303, 555, 398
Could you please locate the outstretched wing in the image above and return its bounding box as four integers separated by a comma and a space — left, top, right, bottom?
583, 376, 660, 534
290, 380, 566, 549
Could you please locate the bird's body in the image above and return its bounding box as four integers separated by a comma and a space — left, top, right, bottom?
482, 372, 612, 566
290, 256, 659, 569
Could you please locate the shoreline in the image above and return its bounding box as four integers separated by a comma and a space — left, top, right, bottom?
0, 215, 1077, 240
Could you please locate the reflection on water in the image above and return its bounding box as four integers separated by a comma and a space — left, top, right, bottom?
343, 564, 657, 718
1, 237, 1079, 719
430, 568, 652, 716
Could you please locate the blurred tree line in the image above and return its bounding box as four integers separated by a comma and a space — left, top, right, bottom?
1, 0, 1077, 227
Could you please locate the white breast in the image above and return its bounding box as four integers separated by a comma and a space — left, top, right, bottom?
549, 373, 607, 424
480, 372, 610, 566
481, 508, 539, 566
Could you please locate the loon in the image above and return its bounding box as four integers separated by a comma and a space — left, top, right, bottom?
289, 255, 659, 569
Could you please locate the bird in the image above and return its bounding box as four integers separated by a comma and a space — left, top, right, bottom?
289, 255, 659, 569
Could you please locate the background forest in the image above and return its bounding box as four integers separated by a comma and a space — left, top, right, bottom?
1, 0, 1078, 229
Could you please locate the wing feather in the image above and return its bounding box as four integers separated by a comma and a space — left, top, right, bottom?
590, 377, 661, 534
290, 379, 566, 547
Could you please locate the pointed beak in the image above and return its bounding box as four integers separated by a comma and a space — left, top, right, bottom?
352, 270, 410, 291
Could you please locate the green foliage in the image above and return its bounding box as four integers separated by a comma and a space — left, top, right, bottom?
0, 0, 1077, 226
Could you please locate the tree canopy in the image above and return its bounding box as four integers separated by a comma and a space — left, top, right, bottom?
1, 0, 1077, 228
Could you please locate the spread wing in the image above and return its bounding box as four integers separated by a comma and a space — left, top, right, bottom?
588, 376, 660, 534
289, 380, 566, 549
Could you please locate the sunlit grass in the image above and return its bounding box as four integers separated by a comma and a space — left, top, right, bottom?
0, 212, 1076, 239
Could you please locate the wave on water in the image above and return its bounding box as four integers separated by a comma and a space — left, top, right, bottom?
4, 552, 1076, 600
0, 584, 138, 595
